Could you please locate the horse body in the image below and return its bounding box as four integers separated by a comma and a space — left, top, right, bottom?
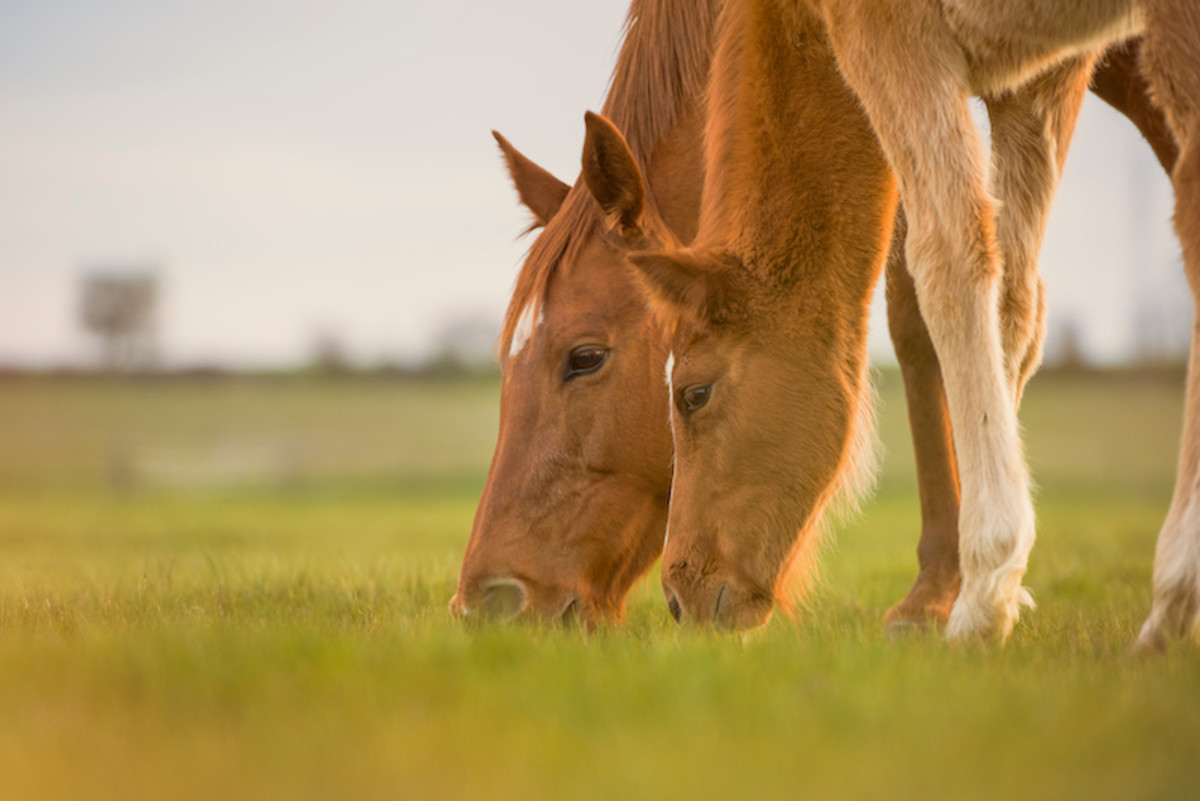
822, 0, 1199, 643
637, 0, 1200, 643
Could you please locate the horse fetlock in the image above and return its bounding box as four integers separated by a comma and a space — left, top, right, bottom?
946, 502, 1036, 642
1134, 568, 1200, 651
945, 569, 1032, 642
1133, 592, 1200, 653
883, 565, 961, 628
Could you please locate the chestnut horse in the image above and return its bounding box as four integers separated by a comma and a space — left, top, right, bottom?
454, 0, 1178, 632
630, 0, 1199, 645
450, 0, 718, 623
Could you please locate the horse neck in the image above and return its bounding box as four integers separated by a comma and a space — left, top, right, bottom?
696, 0, 897, 320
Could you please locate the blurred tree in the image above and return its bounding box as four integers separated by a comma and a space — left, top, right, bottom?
79, 270, 159, 372
1132, 285, 1191, 368
1043, 314, 1089, 371
309, 328, 352, 374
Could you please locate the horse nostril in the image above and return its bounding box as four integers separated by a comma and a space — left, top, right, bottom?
714, 583, 729, 624
479, 577, 529, 621
665, 587, 683, 623
559, 596, 583, 626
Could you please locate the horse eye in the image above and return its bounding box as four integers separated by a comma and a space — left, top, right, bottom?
564, 346, 609, 380
680, 384, 712, 414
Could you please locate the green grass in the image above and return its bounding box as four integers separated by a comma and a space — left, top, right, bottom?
0, 371, 1197, 800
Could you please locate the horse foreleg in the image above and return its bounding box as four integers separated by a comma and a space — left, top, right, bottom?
825, 1, 1036, 640
883, 208, 963, 628
1134, 0, 1200, 649
985, 55, 1095, 403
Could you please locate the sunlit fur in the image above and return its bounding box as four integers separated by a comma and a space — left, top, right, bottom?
627, 0, 1199, 644
813, 0, 1200, 644
882, 41, 1179, 630
451, 0, 720, 624
631, 0, 898, 630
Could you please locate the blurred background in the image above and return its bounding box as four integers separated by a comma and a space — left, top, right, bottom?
0, 0, 1188, 376
0, 0, 1189, 495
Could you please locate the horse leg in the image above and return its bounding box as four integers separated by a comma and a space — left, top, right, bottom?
1135, 137, 1200, 647
881, 52, 1159, 628
824, 2, 1036, 640
883, 208, 962, 628
1133, 0, 1200, 649
1090, 37, 1179, 174
984, 55, 1095, 403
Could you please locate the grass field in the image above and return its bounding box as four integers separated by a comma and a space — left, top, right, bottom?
1, 371, 1197, 800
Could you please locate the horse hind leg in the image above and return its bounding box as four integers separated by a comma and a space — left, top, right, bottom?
984, 54, 1095, 403
1134, 0, 1200, 649
1136, 226, 1200, 649
1136, 313, 1200, 649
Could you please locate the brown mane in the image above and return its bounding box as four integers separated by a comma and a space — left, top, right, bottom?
498, 0, 721, 359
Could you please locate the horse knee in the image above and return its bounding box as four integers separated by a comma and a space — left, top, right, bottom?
904, 224, 1000, 332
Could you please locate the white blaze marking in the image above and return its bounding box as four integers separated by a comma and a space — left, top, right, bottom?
508, 301, 543, 358
663, 351, 675, 549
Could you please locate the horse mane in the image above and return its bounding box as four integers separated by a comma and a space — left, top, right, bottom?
498, 0, 722, 360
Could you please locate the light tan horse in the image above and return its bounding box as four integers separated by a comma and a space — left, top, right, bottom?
632, 0, 1200, 645
623, 0, 899, 630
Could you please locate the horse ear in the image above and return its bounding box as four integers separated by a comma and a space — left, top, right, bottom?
627, 249, 727, 326
493, 131, 571, 227
582, 111, 645, 242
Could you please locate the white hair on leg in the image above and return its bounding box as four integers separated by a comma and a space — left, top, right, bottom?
663, 351, 676, 549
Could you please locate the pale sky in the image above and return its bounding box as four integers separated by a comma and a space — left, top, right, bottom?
0, 0, 1186, 368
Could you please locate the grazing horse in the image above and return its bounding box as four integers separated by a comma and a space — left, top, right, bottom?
450, 0, 720, 623
454, 0, 1179, 632
629, 0, 1200, 644
622, 0, 898, 631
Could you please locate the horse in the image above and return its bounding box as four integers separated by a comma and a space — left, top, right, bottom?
625, 0, 1199, 645
450, 0, 719, 623
452, 0, 1178, 632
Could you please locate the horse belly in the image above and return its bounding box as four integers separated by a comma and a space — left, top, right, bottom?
942, 0, 1145, 96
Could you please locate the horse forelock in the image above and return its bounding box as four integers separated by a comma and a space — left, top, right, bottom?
499, 191, 601, 364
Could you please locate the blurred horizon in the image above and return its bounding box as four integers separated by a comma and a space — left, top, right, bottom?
0, 0, 1189, 371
